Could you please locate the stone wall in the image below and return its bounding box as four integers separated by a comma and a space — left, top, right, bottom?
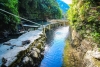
7, 21, 67, 67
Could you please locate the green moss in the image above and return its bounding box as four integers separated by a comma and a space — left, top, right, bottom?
98, 48, 100, 52
63, 39, 82, 67
63, 40, 72, 67
93, 58, 100, 67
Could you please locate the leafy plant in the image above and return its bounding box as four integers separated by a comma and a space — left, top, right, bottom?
67, 0, 100, 44
0, 0, 20, 32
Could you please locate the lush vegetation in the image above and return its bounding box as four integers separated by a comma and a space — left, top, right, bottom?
0, 0, 62, 34
0, 0, 20, 33
18, 0, 62, 20
67, 0, 100, 44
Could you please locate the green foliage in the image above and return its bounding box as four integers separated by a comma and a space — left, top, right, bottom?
67, 0, 100, 44
0, 0, 62, 33
0, 0, 20, 32
18, 0, 62, 20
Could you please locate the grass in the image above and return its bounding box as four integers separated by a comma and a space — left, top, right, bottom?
63, 39, 73, 67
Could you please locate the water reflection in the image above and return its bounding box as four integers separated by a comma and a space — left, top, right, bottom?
40, 26, 69, 67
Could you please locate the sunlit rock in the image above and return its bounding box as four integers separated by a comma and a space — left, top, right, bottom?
92, 51, 100, 60
23, 56, 30, 64
32, 48, 40, 53
30, 51, 38, 58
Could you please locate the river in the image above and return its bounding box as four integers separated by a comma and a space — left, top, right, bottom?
40, 26, 69, 67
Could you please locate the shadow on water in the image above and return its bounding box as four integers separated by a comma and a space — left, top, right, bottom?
40, 26, 69, 67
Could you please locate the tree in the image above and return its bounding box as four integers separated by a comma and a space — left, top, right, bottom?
67, 0, 100, 44
18, 0, 62, 21
0, 0, 20, 33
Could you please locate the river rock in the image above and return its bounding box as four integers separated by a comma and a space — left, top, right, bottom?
2, 57, 7, 64
23, 56, 30, 64
41, 52, 44, 56
22, 56, 34, 67
22, 40, 30, 45
36, 43, 42, 49
92, 51, 100, 60
32, 48, 40, 53
10, 45, 15, 49
41, 46, 44, 51
30, 51, 38, 58
28, 57, 34, 65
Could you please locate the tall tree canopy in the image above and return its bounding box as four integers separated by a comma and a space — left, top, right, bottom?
18, 0, 62, 21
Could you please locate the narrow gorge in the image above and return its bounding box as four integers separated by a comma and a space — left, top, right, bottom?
0, 0, 100, 67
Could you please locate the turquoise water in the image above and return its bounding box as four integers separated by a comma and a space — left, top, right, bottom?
40, 26, 69, 67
